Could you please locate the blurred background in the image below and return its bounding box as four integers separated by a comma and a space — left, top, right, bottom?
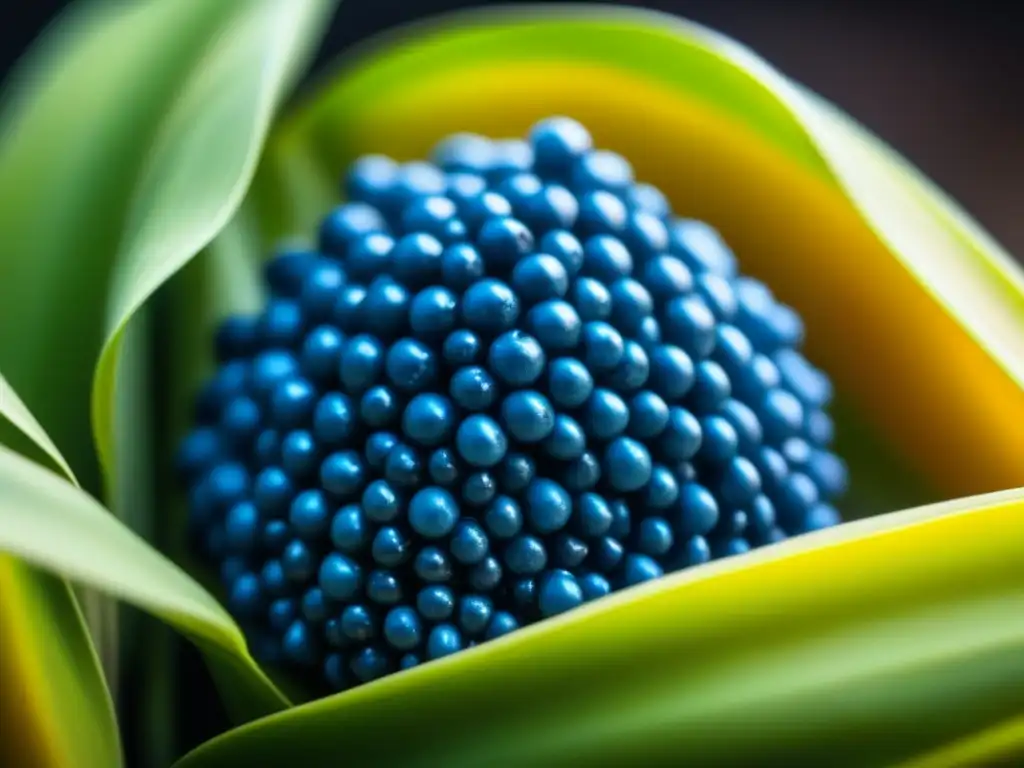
5, 0, 1022, 260
1, 0, 1021, 764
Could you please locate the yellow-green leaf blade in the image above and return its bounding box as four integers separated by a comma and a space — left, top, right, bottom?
0, 443, 290, 723
173, 489, 1024, 768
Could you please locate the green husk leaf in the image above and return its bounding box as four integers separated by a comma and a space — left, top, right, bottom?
173, 488, 1024, 768
0, 377, 120, 768
0, 443, 291, 724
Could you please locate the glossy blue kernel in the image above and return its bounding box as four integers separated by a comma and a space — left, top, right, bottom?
400, 653, 421, 671
525, 300, 582, 352
498, 452, 535, 494
648, 344, 696, 401
523, 184, 579, 233
428, 448, 460, 487
581, 389, 629, 441
525, 478, 573, 534
576, 189, 628, 238
391, 233, 444, 289
384, 443, 422, 489
324, 652, 349, 690
350, 645, 392, 683
582, 235, 633, 284
760, 388, 806, 444
461, 278, 520, 335
462, 471, 497, 506
402, 393, 455, 447
572, 276, 612, 323
457, 190, 513, 235
489, 331, 545, 386
357, 385, 397, 429
346, 153, 398, 204
581, 322, 624, 371
385, 338, 437, 393
442, 329, 481, 367
572, 149, 634, 193
807, 450, 848, 499
330, 504, 369, 554
552, 535, 589, 569
528, 116, 590, 173
501, 391, 555, 443
718, 456, 763, 509
264, 249, 316, 299
366, 569, 404, 605
259, 558, 286, 598
645, 465, 680, 509
300, 587, 328, 624
417, 585, 456, 621
426, 624, 463, 660
688, 360, 731, 414
280, 429, 318, 479
542, 414, 587, 461
604, 437, 653, 492
175, 427, 222, 482
227, 572, 263, 618
456, 414, 508, 468
449, 366, 497, 412
372, 526, 410, 568
806, 409, 835, 447
362, 277, 410, 340
467, 555, 503, 592
339, 335, 384, 394
225, 501, 260, 554
250, 351, 297, 402
627, 391, 670, 439
219, 396, 261, 445
318, 553, 362, 601
360, 479, 399, 524
801, 503, 841, 533
485, 611, 520, 639
253, 429, 281, 468
484, 495, 523, 539
458, 595, 493, 636
579, 573, 612, 602
384, 607, 423, 652
319, 203, 386, 256
261, 520, 290, 555
622, 553, 664, 586
538, 570, 584, 617
299, 260, 345, 322
504, 534, 548, 575
495, 172, 542, 211
538, 230, 584, 276
312, 392, 355, 445
662, 295, 717, 359
606, 340, 650, 392
562, 451, 602, 492
339, 604, 376, 643
257, 299, 305, 349
609, 277, 653, 331
440, 243, 485, 291
363, 432, 398, 472
448, 520, 489, 565
409, 487, 459, 539
623, 209, 670, 256
289, 489, 330, 540
697, 415, 739, 464
282, 540, 315, 583
345, 232, 394, 283
637, 517, 675, 557
282, 619, 317, 666
695, 273, 738, 321
269, 378, 316, 430
205, 462, 250, 508
512, 254, 570, 304
573, 493, 612, 539
300, 325, 344, 383
489, 140, 534, 182
401, 196, 466, 244
409, 286, 458, 340
432, 132, 493, 174
414, 545, 453, 583
546, 357, 593, 410
676, 482, 720, 537
670, 219, 737, 277
477, 217, 534, 273
332, 284, 367, 333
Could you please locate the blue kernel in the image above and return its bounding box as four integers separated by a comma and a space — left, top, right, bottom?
417, 586, 455, 621
330, 504, 369, 554
606, 340, 650, 392
579, 573, 612, 601
220, 396, 261, 445
572, 149, 634, 193
175, 427, 222, 482
489, 331, 545, 386
504, 534, 548, 575
538, 570, 584, 617
462, 279, 520, 336
623, 209, 669, 256
698, 415, 739, 464
364, 431, 399, 471
253, 429, 281, 468
526, 300, 582, 352
628, 391, 670, 439
637, 517, 674, 557
635, 316, 662, 350
576, 493, 613, 538
576, 190, 628, 238
414, 546, 453, 583
400, 654, 420, 671
458, 595, 493, 636
289, 489, 330, 540
270, 378, 316, 430
604, 437, 653, 492
384, 607, 423, 651
457, 191, 513, 235
385, 338, 437, 393
409, 287, 458, 340
449, 366, 498, 411
645, 465, 680, 509
450, 520, 490, 565
622, 554, 664, 586
495, 172, 542, 212
719, 399, 763, 453
428, 448, 460, 487
747, 494, 777, 540
228, 573, 263, 618
205, 462, 250, 509
300, 325, 344, 383
806, 410, 835, 447
542, 414, 587, 461
324, 652, 349, 690
301, 588, 328, 624
801, 503, 841, 533
440, 243, 485, 291
312, 392, 355, 445
642, 255, 694, 305
718, 456, 762, 508
319, 203, 386, 256
609, 278, 654, 334
442, 329, 481, 366
299, 260, 345, 322
426, 624, 463, 660
339, 335, 384, 394
409, 487, 459, 538
530, 117, 593, 179
807, 450, 848, 499
485, 611, 519, 639
512, 254, 570, 304
498, 453, 535, 494
366, 569, 403, 605
662, 295, 717, 359
282, 620, 317, 666
525, 478, 573, 534
581, 389, 629, 440
547, 357, 594, 409
282, 540, 315, 582
350, 645, 392, 683
695, 273, 738, 321
670, 219, 737, 277
260, 560, 287, 598
261, 520, 290, 554
582, 235, 633, 284
346, 154, 398, 207
358, 385, 398, 429
572, 276, 612, 322
484, 496, 523, 539
280, 430, 319, 478
264, 249, 316, 299
467, 556, 503, 592
676, 482, 720, 536
401, 196, 466, 244
761, 388, 805, 444
682, 535, 713, 567
372, 526, 410, 568
433, 133, 493, 174
781, 437, 813, 468
501, 391, 555, 443
345, 232, 394, 283
257, 299, 305, 348
319, 553, 362, 600
711, 324, 753, 378
552, 535, 589, 569
391, 233, 445, 289
648, 345, 695, 400
752, 446, 789, 495
489, 141, 534, 183
688, 360, 731, 414
250, 351, 297, 402
339, 604, 376, 642
362, 479, 400, 524
523, 184, 579, 232
215, 315, 257, 362
332, 285, 367, 333
777, 472, 820, 526
539, 230, 585, 276
402, 393, 455, 447
477, 217, 534, 273
608, 500, 632, 539
562, 451, 602, 492
362, 277, 410, 340
385, 444, 422, 489
456, 414, 508, 468
225, 501, 260, 554
582, 322, 625, 371
462, 471, 497, 506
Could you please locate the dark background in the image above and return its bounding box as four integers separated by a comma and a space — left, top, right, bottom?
2, 0, 1022, 764
4, 0, 1022, 258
